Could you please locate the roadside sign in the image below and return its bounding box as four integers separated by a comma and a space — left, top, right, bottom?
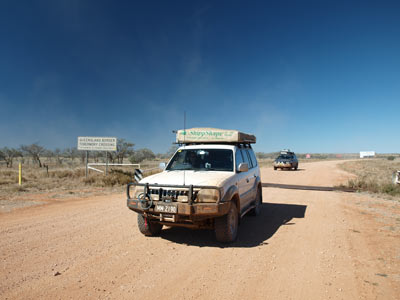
360, 151, 375, 158
77, 137, 117, 151
134, 169, 143, 182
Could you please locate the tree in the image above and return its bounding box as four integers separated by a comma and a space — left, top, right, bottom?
20, 143, 45, 167
155, 145, 179, 160
54, 148, 63, 165
0, 147, 22, 168
78, 150, 87, 164
166, 145, 179, 158
92, 151, 103, 163
256, 152, 280, 159
109, 139, 135, 163
63, 147, 78, 163
42, 149, 54, 163
129, 148, 155, 163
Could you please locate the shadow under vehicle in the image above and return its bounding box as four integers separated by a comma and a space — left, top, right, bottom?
157, 202, 307, 248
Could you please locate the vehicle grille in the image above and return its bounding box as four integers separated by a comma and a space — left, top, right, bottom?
148, 188, 199, 202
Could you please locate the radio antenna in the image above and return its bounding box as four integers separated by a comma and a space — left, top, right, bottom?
184, 111, 186, 142
183, 111, 186, 186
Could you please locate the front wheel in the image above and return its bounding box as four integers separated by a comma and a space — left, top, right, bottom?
215, 202, 239, 243
137, 214, 163, 236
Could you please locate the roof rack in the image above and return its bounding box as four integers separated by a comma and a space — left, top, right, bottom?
280, 149, 294, 155
174, 142, 253, 148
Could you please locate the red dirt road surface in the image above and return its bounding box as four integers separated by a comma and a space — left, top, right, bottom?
1, 161, 399, 299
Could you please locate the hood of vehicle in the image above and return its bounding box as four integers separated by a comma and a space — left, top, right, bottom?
140, 170, 234, 187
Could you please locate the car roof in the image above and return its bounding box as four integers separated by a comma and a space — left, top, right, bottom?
280, 151, 295, 155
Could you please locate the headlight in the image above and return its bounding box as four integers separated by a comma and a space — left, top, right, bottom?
196, 188, 220, 203
129, 185, 144, 200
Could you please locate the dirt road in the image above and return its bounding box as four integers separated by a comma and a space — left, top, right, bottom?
1, 161, 399, 299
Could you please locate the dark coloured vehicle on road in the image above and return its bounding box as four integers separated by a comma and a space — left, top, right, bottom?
274, 150, 298, 170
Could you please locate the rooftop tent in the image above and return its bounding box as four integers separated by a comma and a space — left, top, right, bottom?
176, 128, 256, 144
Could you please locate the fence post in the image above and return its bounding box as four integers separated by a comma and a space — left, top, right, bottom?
85, 151, 89, 178
19, 163, 22, 185
105, 151, 108, 176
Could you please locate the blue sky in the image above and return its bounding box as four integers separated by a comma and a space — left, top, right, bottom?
1, 0, 399, 154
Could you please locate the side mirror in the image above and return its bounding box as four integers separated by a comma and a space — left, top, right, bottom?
159, 162, 166, 170
237, 163, 248, 172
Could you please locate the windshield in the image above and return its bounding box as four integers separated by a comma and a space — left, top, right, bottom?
277, 154, 294, 160
166, 149, 233, 172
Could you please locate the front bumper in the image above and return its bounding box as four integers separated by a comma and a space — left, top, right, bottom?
274, 162, 292, 168
127, 199, 230, 217
126, 182, 230, 222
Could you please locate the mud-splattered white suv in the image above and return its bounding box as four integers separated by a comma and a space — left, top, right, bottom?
127, 128, 262, 243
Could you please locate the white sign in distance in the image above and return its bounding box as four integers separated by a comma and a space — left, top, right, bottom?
359, 151, 375, 158
78, 137, 117, 151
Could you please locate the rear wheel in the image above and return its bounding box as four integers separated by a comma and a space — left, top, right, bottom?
249, 187, 262, 216
273, 166, 277, 170
137, 214, 163, 236
215, 202, 238, 243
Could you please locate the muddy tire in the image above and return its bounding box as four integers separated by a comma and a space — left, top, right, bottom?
137, 214, 163, 236
215, 202, 239, 243
249, 187, 262, 216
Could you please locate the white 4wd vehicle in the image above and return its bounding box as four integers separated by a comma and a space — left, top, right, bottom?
127, 128, 262, 243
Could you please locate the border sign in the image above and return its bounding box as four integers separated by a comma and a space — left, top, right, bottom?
78, 137, 117, 151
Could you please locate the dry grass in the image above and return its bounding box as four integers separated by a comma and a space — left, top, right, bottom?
0, 161, 161, 200
257, 159, 274, 167
338, 158, 400, 198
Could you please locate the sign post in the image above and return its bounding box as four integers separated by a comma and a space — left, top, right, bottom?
85, 151, 89, 178
105, 152, 109, 176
